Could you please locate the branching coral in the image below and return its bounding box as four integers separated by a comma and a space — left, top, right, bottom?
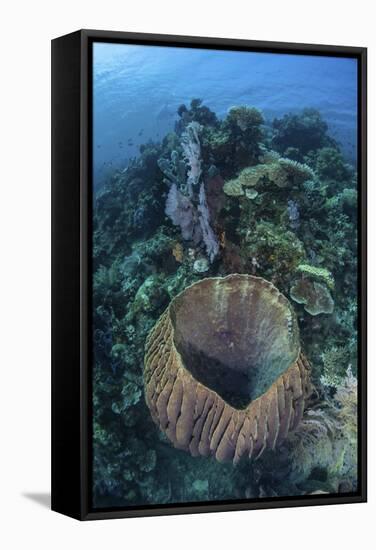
92, 98, 358, 506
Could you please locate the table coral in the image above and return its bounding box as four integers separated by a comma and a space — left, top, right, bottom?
290, 278, 334, 315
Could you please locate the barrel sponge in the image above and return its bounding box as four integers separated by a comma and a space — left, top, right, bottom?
144, 275, 311, 464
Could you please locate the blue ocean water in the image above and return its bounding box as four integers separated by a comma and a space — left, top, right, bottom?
93, 42, 357, 185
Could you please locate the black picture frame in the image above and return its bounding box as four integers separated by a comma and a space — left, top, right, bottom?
51, 29, 367, 520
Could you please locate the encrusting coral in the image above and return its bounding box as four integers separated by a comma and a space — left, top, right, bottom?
92, 99, 358, 506
144, 275, 311, 463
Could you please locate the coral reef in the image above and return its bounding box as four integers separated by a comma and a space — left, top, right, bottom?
144, 275, 311, 463
92, 98, 358, 507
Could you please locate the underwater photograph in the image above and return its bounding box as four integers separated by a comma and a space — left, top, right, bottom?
91, 42, 359, 509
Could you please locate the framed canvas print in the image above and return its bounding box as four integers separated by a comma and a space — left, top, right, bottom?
51, 29, 367, 520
